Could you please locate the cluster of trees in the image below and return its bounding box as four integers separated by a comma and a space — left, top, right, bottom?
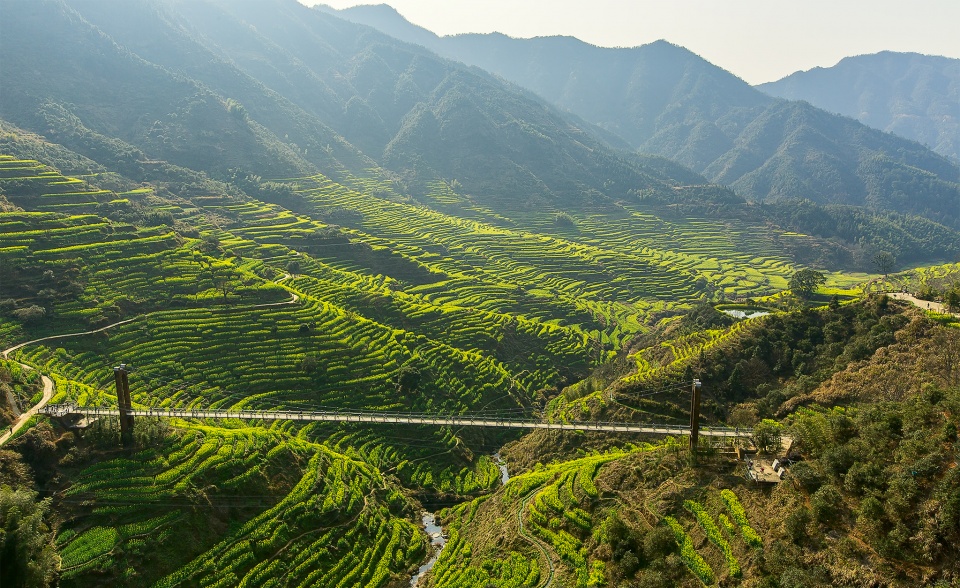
691, 296, 911, 419
0, 265, 85, 326
765, 200, 960, 269
772, 386, 960, 578
0, 486, 59, 588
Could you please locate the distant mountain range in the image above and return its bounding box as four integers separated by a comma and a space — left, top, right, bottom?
329, 4, 960, 227
760, 52, 960, 162
0, 0, 957, 257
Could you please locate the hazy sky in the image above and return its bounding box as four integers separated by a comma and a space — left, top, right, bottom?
307, 0, 960, 84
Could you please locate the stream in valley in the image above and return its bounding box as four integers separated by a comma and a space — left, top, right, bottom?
410, 453, 510, 586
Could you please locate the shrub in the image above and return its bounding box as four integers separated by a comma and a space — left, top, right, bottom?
11, 305, 45, 322
554, 212, 576, 228
810, 485, 844, 523
789, 461, 823, 492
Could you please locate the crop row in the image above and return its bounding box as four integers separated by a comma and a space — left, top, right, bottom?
284, 174, 688, 345
684, 500, 741, 578
19, 286, 533, 495
56, 423, 423, 587
665, 516, 716, 586
430, 499, 541, 588
506, 447, 650, 587
152, 443, 420, 588
720, 489, 763, 548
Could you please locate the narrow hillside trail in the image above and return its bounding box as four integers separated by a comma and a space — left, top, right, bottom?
0, 272, 302, 446
517, 489, 556, 588
248, 273, 300, 307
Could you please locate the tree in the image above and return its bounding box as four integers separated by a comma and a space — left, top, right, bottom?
394, 363, 422, 395
286, 260, 301, 276
133, 417, 171, 447
198, 234, 222, 256
0, 486, 60, 587
11, 306, 45, 323
788, 269, 826, 299
299, 354, 320, 374
946, 288, 960, 313
752, 418, 783, 453
872, 251, 896, 276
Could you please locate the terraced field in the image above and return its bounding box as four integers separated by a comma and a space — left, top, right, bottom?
429, 443, 661, 588
0, 147, 901, 587
551, 315, 765, 427
277, 173, 818, 347
867, 261, 960, 293
55, 424, 423, 587
0, 155, 120, 214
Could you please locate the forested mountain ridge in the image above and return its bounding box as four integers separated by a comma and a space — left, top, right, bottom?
760, 51, 960, 161
1, 0, 687, 214
331, 4, 960, 227
2, 0, 953, 271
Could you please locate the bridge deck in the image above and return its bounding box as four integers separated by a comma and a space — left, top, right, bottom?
40, 405, 750, 437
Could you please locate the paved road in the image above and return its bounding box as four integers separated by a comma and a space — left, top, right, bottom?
887, 292, 957, 316
0, 374, 52, 445
1, 318, 141, 446
1, 317, 140, 360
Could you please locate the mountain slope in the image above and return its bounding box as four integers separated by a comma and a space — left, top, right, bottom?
333, 5, 960, 226
0, 0, 333, 182
47, 0, 686, 212
759, 51, 960, 161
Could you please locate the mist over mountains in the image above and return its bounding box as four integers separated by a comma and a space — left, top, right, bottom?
330, 3, 960, 227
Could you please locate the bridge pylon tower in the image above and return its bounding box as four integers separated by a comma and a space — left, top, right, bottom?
113, 364, 134, 446
689, 378, 702, 456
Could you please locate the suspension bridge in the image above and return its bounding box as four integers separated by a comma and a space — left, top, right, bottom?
40, 402, 749, 438
38, 367, 751, 451
4, 315, 751, 451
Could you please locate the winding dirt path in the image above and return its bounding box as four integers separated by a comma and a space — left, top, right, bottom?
247, 273, 299, 307
517, 489, 555, 588
0, 317, 139, 446
0, 272, 302, 446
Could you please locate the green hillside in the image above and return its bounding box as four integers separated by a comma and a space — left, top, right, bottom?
1, 122, 956, 586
